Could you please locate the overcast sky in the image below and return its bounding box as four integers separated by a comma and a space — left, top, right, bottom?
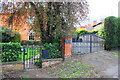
81, 0, 119, 26
0, 0, 119, 26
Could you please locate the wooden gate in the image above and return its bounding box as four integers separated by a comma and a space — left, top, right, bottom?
72, 33, 104, 55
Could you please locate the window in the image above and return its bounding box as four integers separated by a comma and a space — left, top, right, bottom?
8, 16, 12, 27
29, 30, 34, 40
29, 16, 35, 25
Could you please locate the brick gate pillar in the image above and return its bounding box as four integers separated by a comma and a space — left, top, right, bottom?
64, 37, 72, 57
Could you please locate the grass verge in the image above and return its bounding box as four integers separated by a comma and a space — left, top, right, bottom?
47, 57, 100, 78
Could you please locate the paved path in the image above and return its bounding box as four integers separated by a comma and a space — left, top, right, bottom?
99, 65, 118, 78
20, 69, 53, 78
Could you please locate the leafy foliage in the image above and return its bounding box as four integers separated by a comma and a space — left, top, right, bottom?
117, 17, 120, 47
97, 24, 105, 38
1, 26, 20, 42
76, 29, 88, 35
43, 43, 61, 59
90, 30, 98, 34
1, 27, 12, 42
1, 43, 21, 62
11, 32, 20, 42
2, 1, 89, 45
104, 16, 118, 50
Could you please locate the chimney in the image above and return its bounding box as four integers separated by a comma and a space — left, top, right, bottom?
88, 24, 91, 28
84, 25, 87, 28
100, 19, 104, 23
93, 21, 97, 26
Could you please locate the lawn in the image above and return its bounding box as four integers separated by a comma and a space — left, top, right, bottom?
46, 56, 100, 78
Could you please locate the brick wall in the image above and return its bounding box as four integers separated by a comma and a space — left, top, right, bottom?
0, 13, 40, 40
64, 37, 72, 57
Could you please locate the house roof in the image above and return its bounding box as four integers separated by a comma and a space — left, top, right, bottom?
92, 22, 103, 27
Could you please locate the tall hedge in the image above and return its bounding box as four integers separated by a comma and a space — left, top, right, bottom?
117, 17, 120, 47
104, 16, 118, 50
1, 43, 21, 62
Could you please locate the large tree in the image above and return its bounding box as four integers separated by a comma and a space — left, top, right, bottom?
1, 1, 89, 44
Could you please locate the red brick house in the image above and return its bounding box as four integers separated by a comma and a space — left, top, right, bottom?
77, 20, 104, 31
0, 11, 42, 40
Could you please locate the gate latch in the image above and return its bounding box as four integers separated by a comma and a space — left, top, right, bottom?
24, 53, 27, 55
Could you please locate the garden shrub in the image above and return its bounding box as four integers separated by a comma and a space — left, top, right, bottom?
117, 17, 120, 47
97, 24, 105, 38
76, 29, 88, 35
104, 16, 118, 50
43, 43, 61, 59
90, 30, 98, 34
1, 26, 20, 42
2, 27, 12, 42
11, 32, 20, 43
1, 43, 22, 62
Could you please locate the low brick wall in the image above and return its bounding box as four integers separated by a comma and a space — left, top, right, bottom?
42, 60, 62, 68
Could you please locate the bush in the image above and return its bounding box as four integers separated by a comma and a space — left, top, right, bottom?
90, 30, 98, 34
97, 24, 105, 38
76, 29, 88, 35
1, 26, 20, 42
2, 28, 12, 42
1, 43, 22, 62
104, 16, 118, 50
11, 32, 21, 43
43, 43, 61, 59
117, 17, 120, 47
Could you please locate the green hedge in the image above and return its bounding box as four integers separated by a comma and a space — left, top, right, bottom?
117, 17, 120, 47
1, 43, 22, 62
104, 16, 118, 50
43, 43, 62, 59
1, 26, 20, 42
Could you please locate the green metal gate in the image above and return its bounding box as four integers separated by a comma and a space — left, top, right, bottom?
21, 45, 42, 69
